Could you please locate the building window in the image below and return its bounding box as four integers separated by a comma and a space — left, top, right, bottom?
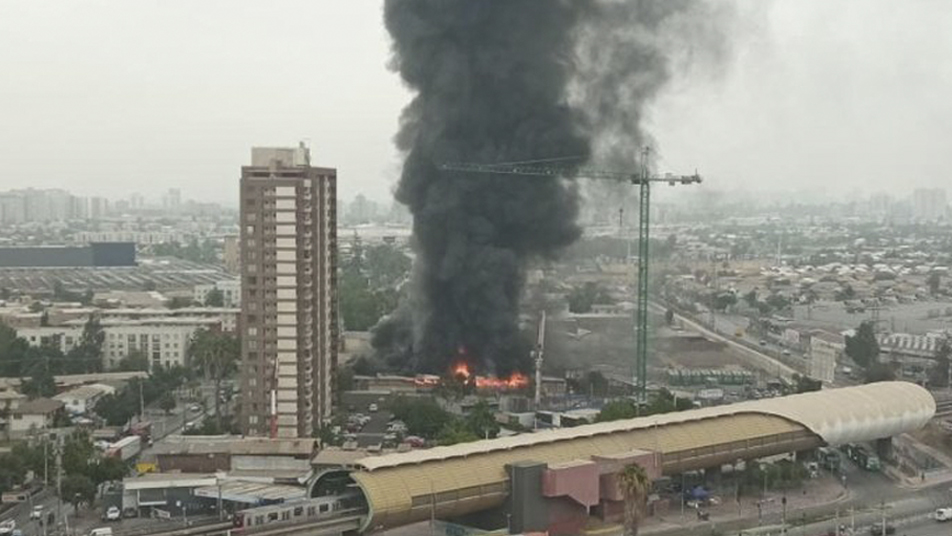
249, 415, 258, 425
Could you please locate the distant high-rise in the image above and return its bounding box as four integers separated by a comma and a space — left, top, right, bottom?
163, 188, 182, 212
913, 188, 948, 222
238, 144, 338, 438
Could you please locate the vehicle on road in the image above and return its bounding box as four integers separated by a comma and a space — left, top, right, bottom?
937, 507, 952, 521
0, 520, 16, 536
29, 505, 43, 520
103, 506, 121, 521
759, 340, 767, 346
368, 403, 378, 413
88, 527, 114, 536
189, 404, 201, 413
868, 522, 895, 535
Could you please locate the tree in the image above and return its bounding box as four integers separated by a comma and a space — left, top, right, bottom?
90, 456, 128, 485
365, 244, 411, 288
64, 316, 105, 374
437, 420, 479, 446
204, 288, 224, 307
596, 399, 639, 423
20, 369, 57, 399
845, 321, 879, 368
835, 284, 855, 301
61, 474, 95, 512
618, 463, 650, 536
159, 392, 176, 415
865, 362, 896, 383
167, 296, 194, 309
464, 400, 500, 440
743, 289, 758, 308
391, 397, 452, 440
928, 272, 942, 295
712, 292, 737, 312
188, 330, 239, 429
568, 283, 613, 314
117, 350, 149, 372
929, 340, 952, 388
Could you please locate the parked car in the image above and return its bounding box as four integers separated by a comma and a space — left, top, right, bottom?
936, 507, 952, 522
88, 527, 114, 536
29, 506, 43, 520
103, 506, 121, 521
368, 403, 379, 413
868, 522, 895, 535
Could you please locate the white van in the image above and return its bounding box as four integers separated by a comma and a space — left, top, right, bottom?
936, 507, 952, 522
88, 528, 114, 536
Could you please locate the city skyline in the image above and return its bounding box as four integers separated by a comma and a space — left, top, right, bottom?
1, 1, 951, 205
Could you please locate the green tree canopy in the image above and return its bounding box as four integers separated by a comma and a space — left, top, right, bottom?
204, 288, 224, 307
188, 330, 239, 429
845, 321, 879, 368
391, 397, 452, 440
62, 474, 95, 511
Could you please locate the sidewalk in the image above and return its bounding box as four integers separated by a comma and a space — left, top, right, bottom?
584, 477, 850, 536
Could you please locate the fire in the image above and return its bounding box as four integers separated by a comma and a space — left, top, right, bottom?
449, 360, 529, 390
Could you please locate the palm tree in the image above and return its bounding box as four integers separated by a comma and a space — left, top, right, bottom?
618, 463, 650, 536
188, 330, 239, 430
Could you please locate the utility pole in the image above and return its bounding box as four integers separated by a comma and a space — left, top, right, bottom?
55, 435, 63, 534
441, 150, 701, 403
139, 378, 145, 420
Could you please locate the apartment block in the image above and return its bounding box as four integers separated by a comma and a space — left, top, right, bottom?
17, 317, 219, 371
239, 145, 337, 438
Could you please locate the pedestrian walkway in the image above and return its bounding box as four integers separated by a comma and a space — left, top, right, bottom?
583, 477, 849, 536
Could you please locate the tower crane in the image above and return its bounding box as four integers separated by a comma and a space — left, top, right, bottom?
441, 147, 701, 403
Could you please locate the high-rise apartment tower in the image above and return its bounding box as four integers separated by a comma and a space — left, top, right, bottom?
239, 144, 337, 438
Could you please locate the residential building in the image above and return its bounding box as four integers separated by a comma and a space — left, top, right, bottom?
223, 235, 241, 274
239, 144, 338, 438
808, 330, 844, 384
10, 398, 64, 436
17, 317, 220, 371
913, 188, 948, 222
53, 384, 116, 415
193, 279, 241, 307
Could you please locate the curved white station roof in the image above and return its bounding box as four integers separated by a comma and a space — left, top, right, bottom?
751, 381, 935, 446
356, 382, 934, 472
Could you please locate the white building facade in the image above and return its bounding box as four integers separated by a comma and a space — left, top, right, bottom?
17, 317, 220, 371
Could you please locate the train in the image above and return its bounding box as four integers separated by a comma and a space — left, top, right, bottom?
231, 492, 361, 532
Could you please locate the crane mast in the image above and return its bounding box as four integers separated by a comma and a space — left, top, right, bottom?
441, 148, 700, 403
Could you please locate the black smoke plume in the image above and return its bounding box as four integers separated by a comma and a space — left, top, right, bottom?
374, 0, 727, 375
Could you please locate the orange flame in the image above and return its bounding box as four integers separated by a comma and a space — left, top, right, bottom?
448, 360, 528, 390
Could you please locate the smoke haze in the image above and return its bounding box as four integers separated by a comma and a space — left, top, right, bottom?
377, 0, 727, 375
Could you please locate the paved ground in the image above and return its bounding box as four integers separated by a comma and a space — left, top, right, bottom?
356, 411, 392, 448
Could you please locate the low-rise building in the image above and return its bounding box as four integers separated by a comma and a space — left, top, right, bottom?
10, 398, 64, 436
193, 279, 240, 307
53, 384, 115, 415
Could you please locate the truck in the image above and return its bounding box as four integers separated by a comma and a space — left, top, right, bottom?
128, 421, 152, 443
106, 435, 141, 461
851, 445, 881, 471
817, 447, 841, 472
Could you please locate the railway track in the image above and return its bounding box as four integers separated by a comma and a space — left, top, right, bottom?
934, 399, 952, 417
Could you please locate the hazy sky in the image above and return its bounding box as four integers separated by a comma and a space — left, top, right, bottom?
1, 1, 950, 206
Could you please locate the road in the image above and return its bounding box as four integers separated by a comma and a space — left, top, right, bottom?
657, 304, 798, 379
355, 411, 392, 448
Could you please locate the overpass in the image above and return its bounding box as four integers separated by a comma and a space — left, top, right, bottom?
313, 382, 934, 532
